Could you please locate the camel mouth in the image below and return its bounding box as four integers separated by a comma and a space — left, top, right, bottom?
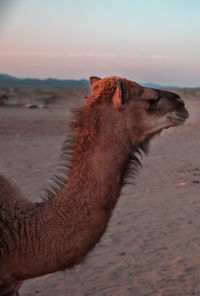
144, 110, 189, 136
170, 111, 189, 125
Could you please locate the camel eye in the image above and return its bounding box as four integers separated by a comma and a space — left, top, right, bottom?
148, 99, 159, 112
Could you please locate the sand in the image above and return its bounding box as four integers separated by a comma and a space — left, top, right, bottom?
0, 93, 200, 296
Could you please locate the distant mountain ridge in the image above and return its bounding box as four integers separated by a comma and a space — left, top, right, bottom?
0, 74, 90, 88
0, 74, 182, 89
140, 82, 163, 89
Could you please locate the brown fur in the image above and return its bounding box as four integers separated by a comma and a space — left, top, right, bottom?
0, 76, 188, 295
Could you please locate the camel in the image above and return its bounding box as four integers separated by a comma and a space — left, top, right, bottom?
0, 76, 189, 296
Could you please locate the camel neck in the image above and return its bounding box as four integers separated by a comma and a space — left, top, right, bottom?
65, 142, 129, 210
14, 105, 141, 280
16, 136, 131, 280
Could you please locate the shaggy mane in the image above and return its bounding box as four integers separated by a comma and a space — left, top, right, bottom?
44, 103, 152, 200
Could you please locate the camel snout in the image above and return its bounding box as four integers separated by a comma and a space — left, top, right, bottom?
172, 111, 189, 124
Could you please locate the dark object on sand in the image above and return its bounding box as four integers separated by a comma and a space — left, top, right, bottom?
0, 94, 8, 105
26, 104, 38, 109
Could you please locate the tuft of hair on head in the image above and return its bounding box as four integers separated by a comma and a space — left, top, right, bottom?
112, 78, 129, 110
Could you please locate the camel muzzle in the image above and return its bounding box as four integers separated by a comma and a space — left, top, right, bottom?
172, 111, 189, 124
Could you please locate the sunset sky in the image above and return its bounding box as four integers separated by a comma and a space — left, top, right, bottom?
0, 0, 199, 86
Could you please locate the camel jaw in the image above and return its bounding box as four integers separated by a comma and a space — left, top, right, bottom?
145, 111, 189, 135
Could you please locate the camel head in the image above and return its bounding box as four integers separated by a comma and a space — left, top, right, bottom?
88, 76, 189, 145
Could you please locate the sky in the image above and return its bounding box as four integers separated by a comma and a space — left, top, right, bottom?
0, 0, 200, 86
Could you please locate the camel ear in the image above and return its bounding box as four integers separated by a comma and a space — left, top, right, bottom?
112, 78, 127, 109
89, 76, 101, 87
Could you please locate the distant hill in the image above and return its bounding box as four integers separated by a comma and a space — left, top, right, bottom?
140, 82, 163, 89
0, 74, 184, 89
0, 74, 90, 88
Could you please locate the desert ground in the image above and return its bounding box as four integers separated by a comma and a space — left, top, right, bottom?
0, 87, 200, 296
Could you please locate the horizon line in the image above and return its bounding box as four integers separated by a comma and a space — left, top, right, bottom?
0, 73, 199, 89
